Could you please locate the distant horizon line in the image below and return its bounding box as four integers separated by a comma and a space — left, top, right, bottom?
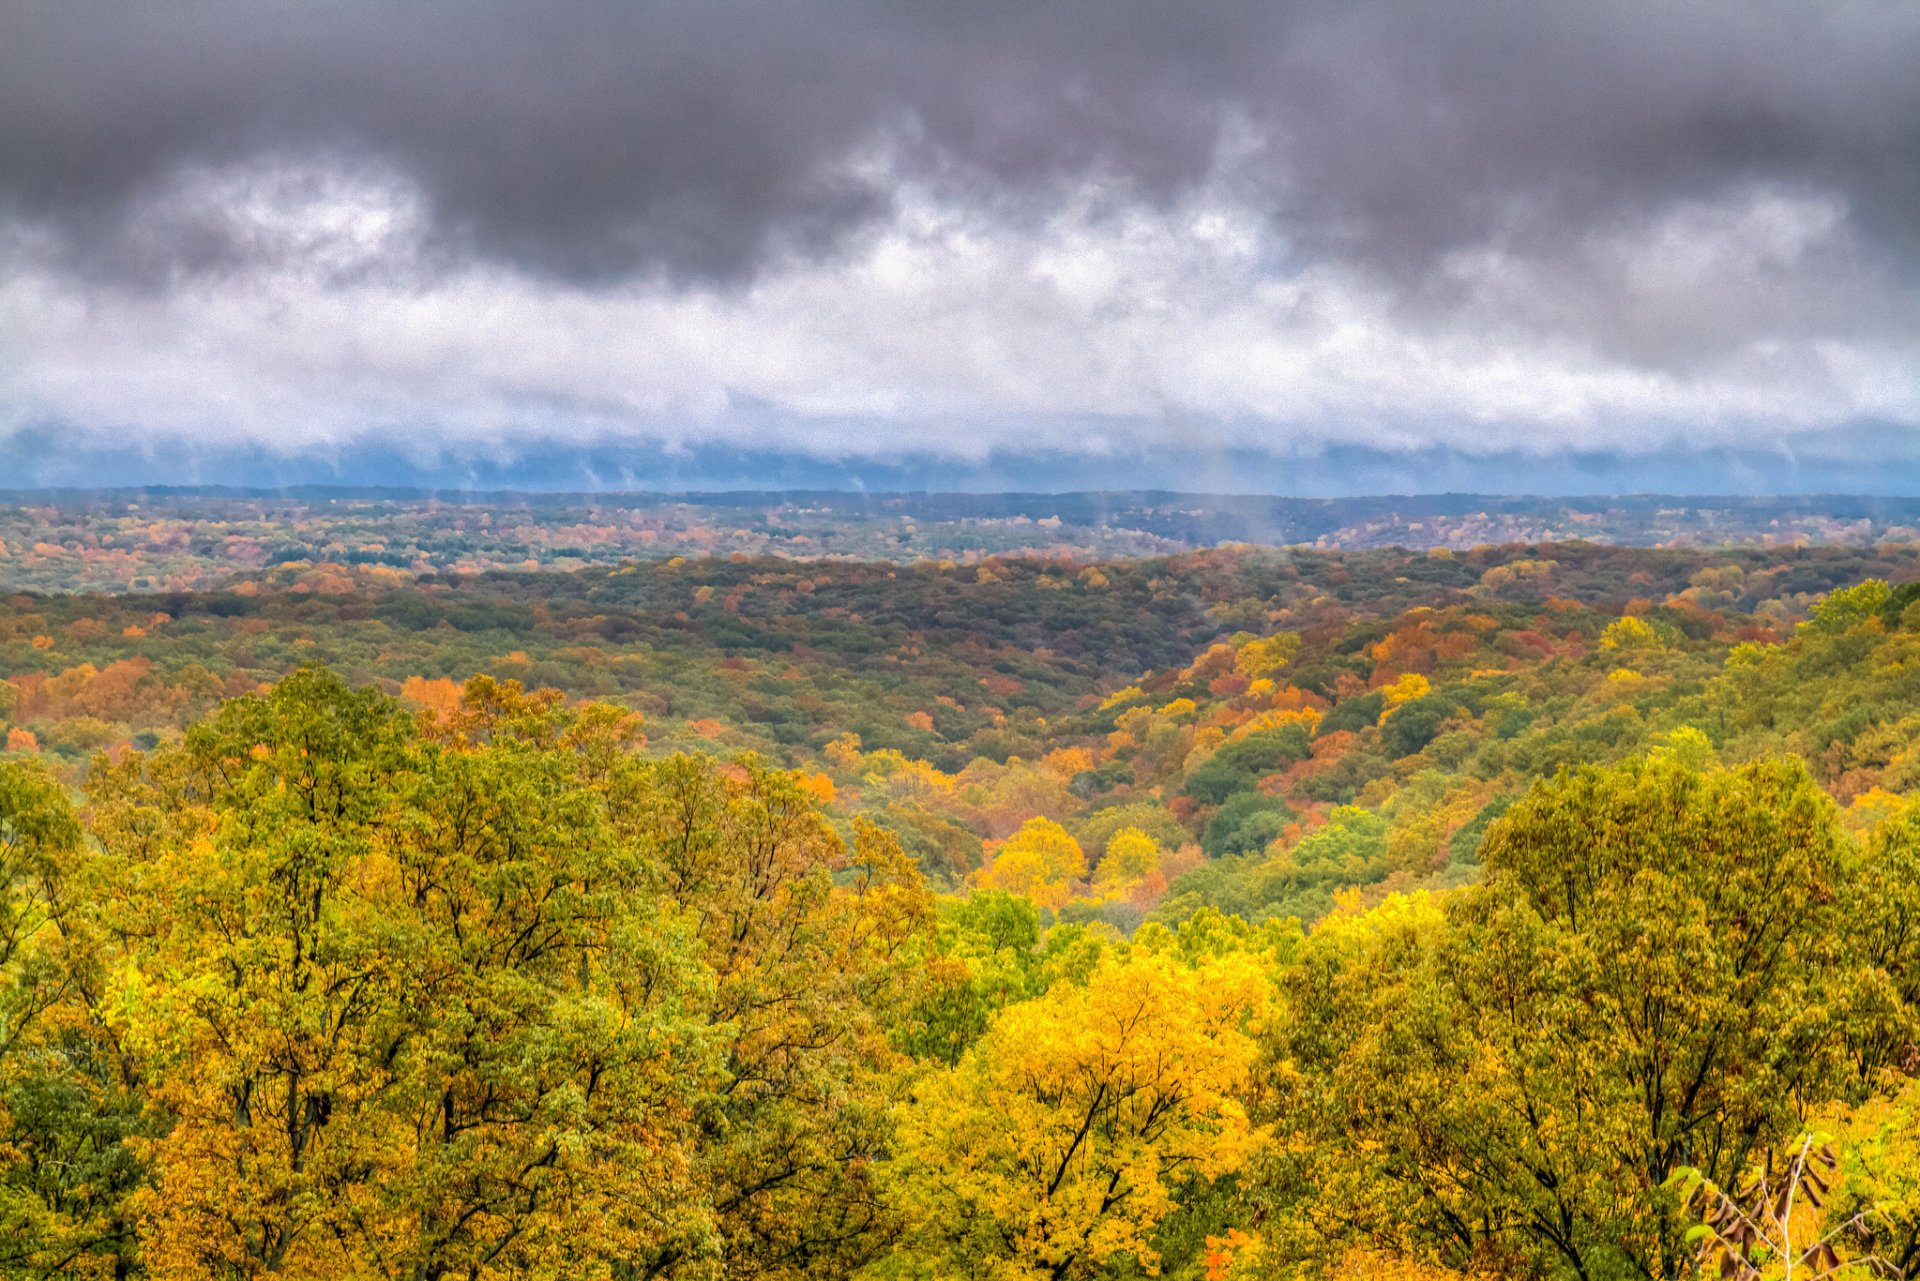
11, 485, 1920, 506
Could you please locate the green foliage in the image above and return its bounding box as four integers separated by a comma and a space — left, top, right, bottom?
1075, 802, 1188, 862
1163, 804, 1393, 926
1183, 727, 1310, 804
1202, 791, 1295, 858
1276, 805, 1391, 891
1279, 753, 1878, 1280
1807, 579, 1892, 634
0, 671, 940, 1280
896, 891, 1049, 1065
1316, 690, 1385, 737
0, 759, 149, 1279
1445, 794, 1512, 866
1379, 690, 1472, 758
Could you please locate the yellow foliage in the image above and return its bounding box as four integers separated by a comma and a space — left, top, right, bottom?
1600, 615, 1664, 650
824, 732, 863, 771
399, 675, 464, 719
1092, 827, 1161, 897
888, 951, 1269, 1279
862, 750, 957, 801
1233, 632, 1300, 680
797, 770, 838, 805
1040, 746, 1097, 783
1377, 672, 1430, 717
1329, 1247, 1490, 1280
1648, 725, 1714, 769
976, 817, 1087, 911
1476, 558, 1557, 589
1232, 706, 1322, 739
1842, 786, 1908, 836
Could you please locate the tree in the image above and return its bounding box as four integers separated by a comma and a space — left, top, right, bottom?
92, 667, 422, 1278
885, 950, 1269, 1280
620, 751, 935, 1280
976, 818, 1087, 912
91, 671, 720, 1280
895, 892, 1048, 1067
1670, 1134, 1901, 1280
1182, 730, 1310, 806
1092, 827, 1160, 897
357, 680, 716, 1281
1281, 755, 1874, 1280
0, 759, 149, 1279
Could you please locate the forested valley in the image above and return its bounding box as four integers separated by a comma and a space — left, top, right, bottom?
5, 539, 1920, 1279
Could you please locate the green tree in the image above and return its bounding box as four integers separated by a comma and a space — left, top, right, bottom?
1281, 755, 1877, 1280
622, 751, 935, 1280
0, 759, 150, 1279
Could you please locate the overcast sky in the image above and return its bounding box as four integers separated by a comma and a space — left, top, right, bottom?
2, 0, 1917, 491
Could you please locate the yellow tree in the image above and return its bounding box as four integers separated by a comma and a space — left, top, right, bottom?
616, 750, 936, 1281
885, 950, 1269, 1280
1090, 827, 1159, 901
92, 670, 423, 1279
976, 818, 1086, 911
90, 670, 720, 1280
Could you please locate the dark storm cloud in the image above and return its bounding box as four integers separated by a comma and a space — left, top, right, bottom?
4, 0, 1916, 289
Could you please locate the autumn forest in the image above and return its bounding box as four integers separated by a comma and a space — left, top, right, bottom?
3, 502, 1920, 1280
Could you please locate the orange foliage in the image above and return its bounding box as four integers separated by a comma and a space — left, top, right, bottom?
1204, 1229, 1260, 1280
399, 676, 465, 720
1208, 672, 1251, 698
1038, 746, 1095, 783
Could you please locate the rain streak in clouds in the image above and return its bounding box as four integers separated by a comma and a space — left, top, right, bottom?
1, 0, 1918, 477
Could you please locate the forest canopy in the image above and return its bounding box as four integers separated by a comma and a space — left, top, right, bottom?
3, 538, 1920, 1278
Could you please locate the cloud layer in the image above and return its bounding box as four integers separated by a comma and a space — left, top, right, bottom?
2, 0, 1917, 480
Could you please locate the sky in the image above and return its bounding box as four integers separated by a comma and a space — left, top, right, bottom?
2, 0, 1918, 494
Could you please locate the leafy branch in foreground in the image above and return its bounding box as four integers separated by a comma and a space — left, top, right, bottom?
1671, 1135, 1902, 1280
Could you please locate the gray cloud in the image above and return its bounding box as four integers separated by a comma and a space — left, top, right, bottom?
5, 1, 1916, 287
1, 0, 1917, 466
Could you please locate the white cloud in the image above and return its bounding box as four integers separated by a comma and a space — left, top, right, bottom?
1, 157, 1914, 463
